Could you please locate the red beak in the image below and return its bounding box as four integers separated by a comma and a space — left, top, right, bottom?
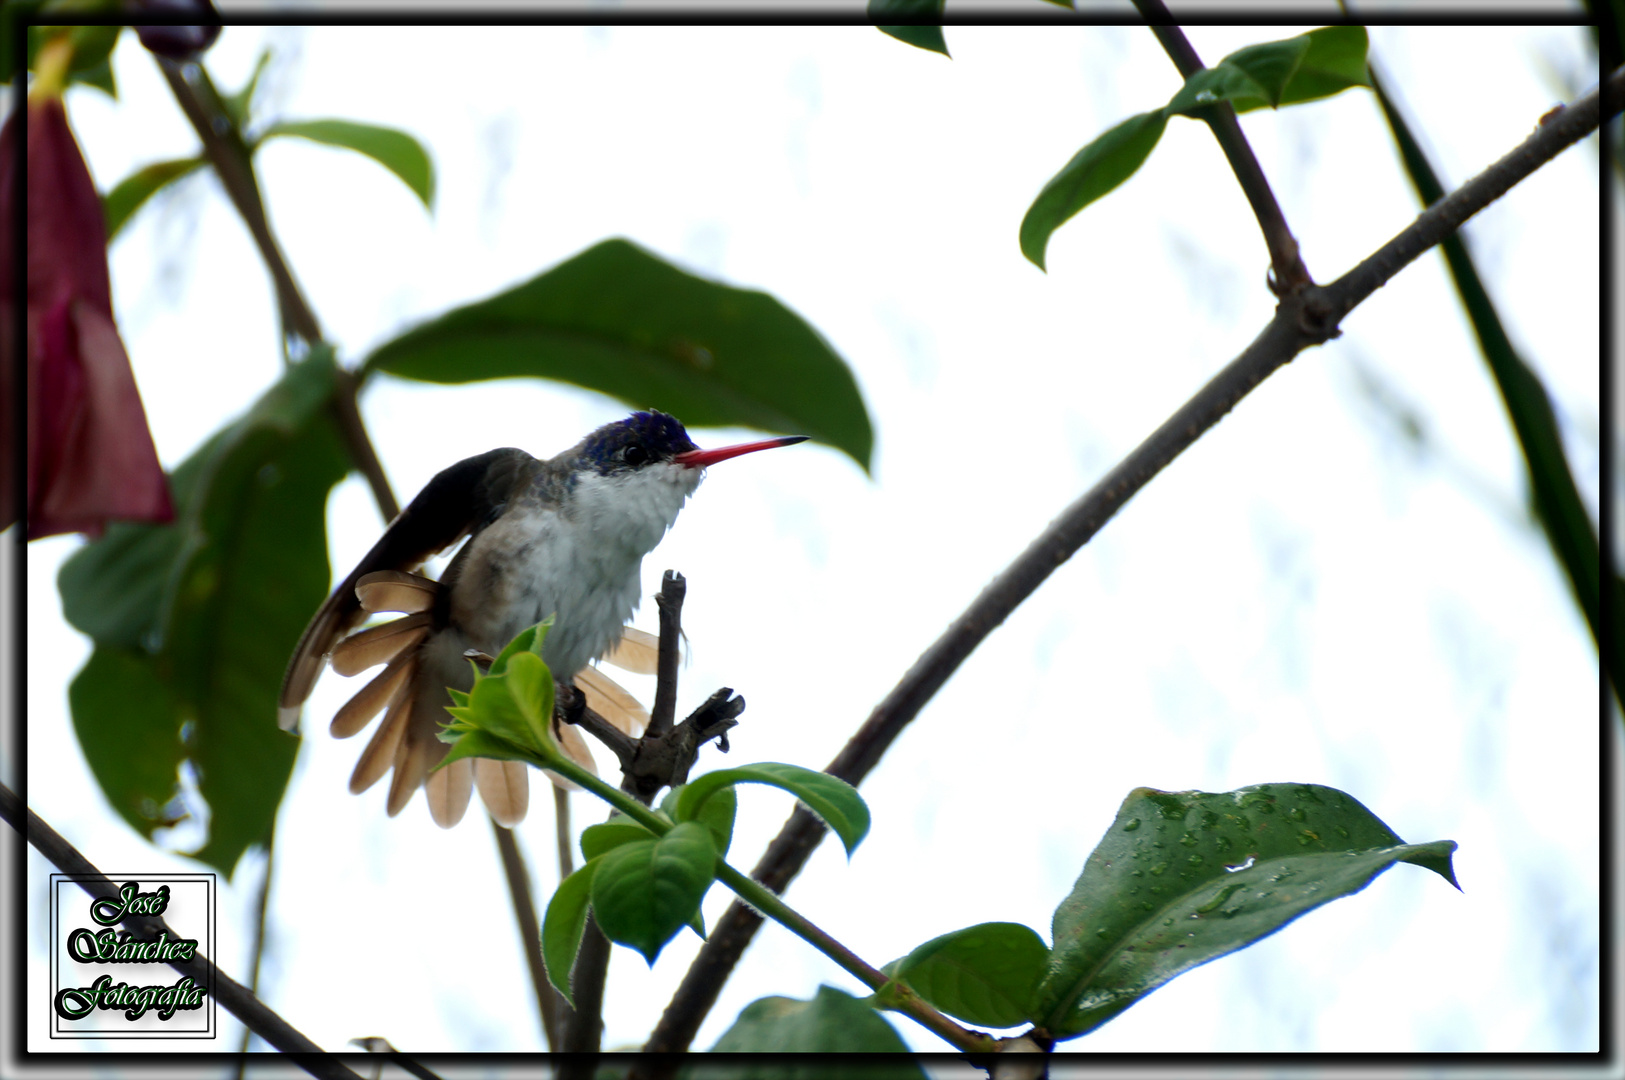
674, 435, 808, 469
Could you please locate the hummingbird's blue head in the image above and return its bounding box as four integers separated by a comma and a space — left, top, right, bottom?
576, 411, 700, 476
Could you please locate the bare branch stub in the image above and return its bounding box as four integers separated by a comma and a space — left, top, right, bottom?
623, 688, 743, 799
557, 685, 638, 769
649, 570, 687, 739
556, 571, 743, 797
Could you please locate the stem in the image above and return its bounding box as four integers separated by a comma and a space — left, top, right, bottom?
491, 820, 562, 1049
555, 784, 575, 879
713, 863, 996, 1052
235, 826, 276, 1059
1140, 16, 1310, 292
155, 56, 400, 522
31, 34, 74, 98
155, 58, 321, 343
534, 751, 994, 1051
550, 753, 644, 1057
542, 753, 667, 834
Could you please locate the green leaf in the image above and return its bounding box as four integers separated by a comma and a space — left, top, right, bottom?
364, 238, 874, 474
871, 0, 949, 58
222, 47, 272, 131
58, 518, 187, 650
1272, 26, 1371, 107
67, 647, 186, 843
1168, 35, 1311, 115
27, 19, 122, 97
58, 350, 351, 877
591, 821, 718, 964
101, 157, 206, 245
1022, 28, 1369, 269
541, 859, 599, 1007
580, 818, 659, 862
888, 922, 1048, 1029
702, 985, 922, 1061
435, 727, 533, 769
674, 763, 869, 856
665, 782, 736, 858
1370, 67, 1612, 698
1168, 27, 1369, 117
258, 119, 435, 210
163, 354, 349, 875
501, 650, 556, 744
489, 617, 550, 675
438, 649, 557, 763
1019, 110, 1168, 271
1035, 783, 1460, 1040
68, 53, 116, 98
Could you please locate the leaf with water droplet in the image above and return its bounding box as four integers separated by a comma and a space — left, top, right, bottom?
1037, 782, 1459, 1040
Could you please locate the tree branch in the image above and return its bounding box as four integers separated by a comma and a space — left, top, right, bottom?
491, 820, 564, 1049
234, 824, 276, 1060
155, 56, 399, 522
1323, 67, 1616, 318
154, 58, 320, 344
637, 67, 1615, 1058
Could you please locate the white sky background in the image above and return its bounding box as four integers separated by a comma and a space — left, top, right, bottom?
14, 21, 1607, 1062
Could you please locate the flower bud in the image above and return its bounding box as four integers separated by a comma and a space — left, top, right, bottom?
5, 93, 174, 537
133, 1, 223, 62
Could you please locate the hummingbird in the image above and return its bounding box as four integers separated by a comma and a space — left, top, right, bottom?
277, 410, 806, 829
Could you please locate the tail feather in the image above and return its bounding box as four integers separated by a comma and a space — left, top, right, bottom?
386, 712, 441, 817
349, 677, 414, 795
577, 665, 650, 737
303, 587, 671, 827
600, 626, 661, 674
330, 612, 432, 676
355, 570, 439, 614
474, 758, 529, 828
330, 650, 416, 739
427, 756, 474, 828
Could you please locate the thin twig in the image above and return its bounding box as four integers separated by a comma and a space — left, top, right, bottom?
491, 820, 562, 1049
234, 824, 276, 1060
1322, 69, 1615, 318
154, 58, 320, 343
155, 56, 400, 522
1, 784, 363, 1078
648, 571, 686, 738
1140, 16, 1310, 292
331, 365, 401, 521
637, 68, 1615, 1058
555, 784, 574, 880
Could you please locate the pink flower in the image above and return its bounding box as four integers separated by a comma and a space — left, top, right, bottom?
5, 90, 174, 538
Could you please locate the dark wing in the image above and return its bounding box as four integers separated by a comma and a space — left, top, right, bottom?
277, 447, 536, 730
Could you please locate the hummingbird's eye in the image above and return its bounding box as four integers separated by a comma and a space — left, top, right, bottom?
622, 444, 650, 467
